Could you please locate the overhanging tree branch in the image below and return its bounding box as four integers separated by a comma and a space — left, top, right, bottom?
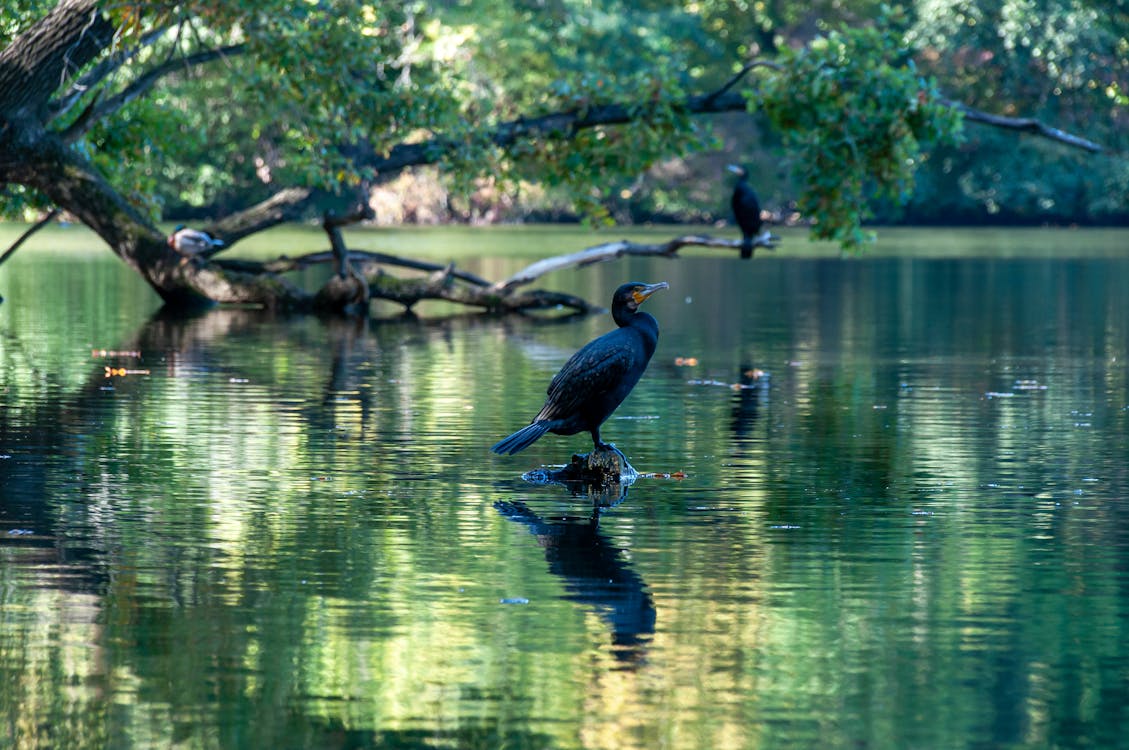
60, 42, 248, 142
355, 89, 753, 175
353, 85, 1104, 180
703, 60, 782, 107
0, 208, 61, 269
47, 24, 170, 123
940, 98, 1104, 153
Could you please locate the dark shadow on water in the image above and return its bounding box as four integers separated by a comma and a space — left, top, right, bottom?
276, 716, 560, 750
729, 363, 768, 440
494, 497, 656, 666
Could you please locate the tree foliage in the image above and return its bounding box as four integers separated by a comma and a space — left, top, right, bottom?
0, 0, 1118, 266
903, 0, 1127, 223
757, 12, 964, 247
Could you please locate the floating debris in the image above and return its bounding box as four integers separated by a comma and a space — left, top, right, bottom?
91, 349, 141, 358
6, 529, 34, 536
687, 378, 730, 388
500, 598, 530, 605
639, 470, 688, 480
1014, 379, 1047, 391
674, 356, 699, 367
985, 391, 1015, 399
688, 377, 766, 391
104, 367, 150, 377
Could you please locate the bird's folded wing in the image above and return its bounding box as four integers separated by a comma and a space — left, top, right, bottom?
537, 343, 632, 420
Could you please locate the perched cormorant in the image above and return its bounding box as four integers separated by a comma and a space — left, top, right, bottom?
167, 225, 224, 257
727, 164, 763, 259
491, 281, 668, 455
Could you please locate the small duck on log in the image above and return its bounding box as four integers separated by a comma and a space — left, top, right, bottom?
167, 225, 224, 261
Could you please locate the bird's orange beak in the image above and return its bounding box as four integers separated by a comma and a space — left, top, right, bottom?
632, 281, 669, 305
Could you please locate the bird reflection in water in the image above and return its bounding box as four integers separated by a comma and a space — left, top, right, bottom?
494, 498, 656, 665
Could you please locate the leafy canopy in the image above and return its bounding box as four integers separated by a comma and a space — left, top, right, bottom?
4, 1, 1115, 244
757, 10, 963, 248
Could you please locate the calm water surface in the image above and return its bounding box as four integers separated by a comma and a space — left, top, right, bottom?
1, 226, 1128, 749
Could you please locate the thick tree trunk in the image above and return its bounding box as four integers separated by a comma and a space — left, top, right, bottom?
0, 0, 114, 121
0, 2, 309, 309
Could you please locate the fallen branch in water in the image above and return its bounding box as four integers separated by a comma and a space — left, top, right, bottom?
211, 212, 780, 316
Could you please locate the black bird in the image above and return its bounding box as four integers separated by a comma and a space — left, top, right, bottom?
491, 281, 668, 455
727, 163, 763, 259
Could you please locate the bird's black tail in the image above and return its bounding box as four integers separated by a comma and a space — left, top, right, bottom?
740, 237, 754, 260
491, 421, 552, 455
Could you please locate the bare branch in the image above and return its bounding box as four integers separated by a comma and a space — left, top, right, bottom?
0, 208, 61, 268
942, 98, 1104, 153
491, 232, 779, 294
322, 205, 374, 278
702, 59, 781, 106
198, 187, 319, 251
219, 248, 493, 288
356, 265, 597, 314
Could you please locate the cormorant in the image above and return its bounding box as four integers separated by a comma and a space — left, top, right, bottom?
167, 225, 224, 257
491, 281, 668, 455
727, 164, 763, 259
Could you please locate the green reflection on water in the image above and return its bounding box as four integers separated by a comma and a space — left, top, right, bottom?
1, 226, 1129, 749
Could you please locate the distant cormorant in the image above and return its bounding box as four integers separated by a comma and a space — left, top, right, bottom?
727, 164, 763, 259
491, 281, 668, 455
167, 225, 224, 257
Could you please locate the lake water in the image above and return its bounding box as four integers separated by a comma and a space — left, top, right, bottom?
1, 225, 1128, 749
